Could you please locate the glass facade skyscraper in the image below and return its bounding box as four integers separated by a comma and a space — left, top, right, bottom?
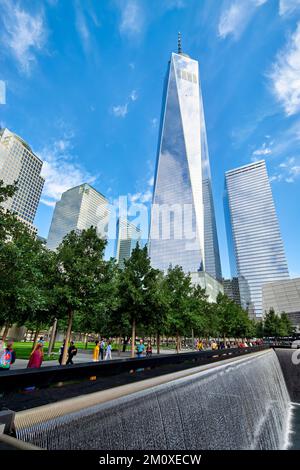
0, 127, 44, 229
149, 46, 221, 280
47, 183, 109, 250
224, 160, 289, 318
115, 217, 141, 269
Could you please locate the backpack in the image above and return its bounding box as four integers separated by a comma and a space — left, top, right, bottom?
0, 350, 12, 369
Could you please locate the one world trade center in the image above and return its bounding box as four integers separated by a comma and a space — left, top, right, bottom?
149, 35, 222, 281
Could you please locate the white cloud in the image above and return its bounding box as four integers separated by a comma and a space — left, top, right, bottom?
111, 90, 138, 118
151, 118, 158, 128
0, 80, 6, 105
130, 89, 138, 101
253, 142, 272, 156
128, 174, 154, 205
148, 176, 154, 187
269, 22, 300, 116
74, 1, 100, 52
119, 0, 144, 36
75, 7, 90, 49
38, 137, 96, 206
279, 0, 300, 16
129, 190, 152, 204
112, 103, 128, 118
270, 156, 300, 183
0, 0, 47, 74
218, 0, 268, 40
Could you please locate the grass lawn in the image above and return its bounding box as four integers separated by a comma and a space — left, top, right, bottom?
11, 341, 132, 361
12, 342, 60, 361
11, 340, 177, 361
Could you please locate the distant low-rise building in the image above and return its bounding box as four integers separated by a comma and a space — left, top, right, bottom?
262, 278, 300, 331
190, 271, 224, 303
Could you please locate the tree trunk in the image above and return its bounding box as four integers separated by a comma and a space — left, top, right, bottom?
118, 336, 122, 357
191, 328, 194, 350
61, 308, 73, 365
156, 333, 160, 354
48, 318, 57, 356
31, 327, 40, 351
131, 319, 136, 358
176, 332, 180, 354
84, 333, 88, 349
1, 323, 10, 342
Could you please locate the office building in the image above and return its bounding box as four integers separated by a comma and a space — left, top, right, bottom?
223, 278, 241, 306
148, 35, 221, 281
47, 183, 109, 250
224, 160, 289, 318
116, 217, 141, 269
0, 127, 44, 229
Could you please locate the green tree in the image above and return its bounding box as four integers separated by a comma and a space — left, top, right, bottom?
215, 293, 239, 342
0, 191, 55, 341
263, 308, 281, 337
54, 227, 108, 365
279, 312, 294, 336
117, 244, 159, 357
144, 271, 170, 354
164, 266, 194, 353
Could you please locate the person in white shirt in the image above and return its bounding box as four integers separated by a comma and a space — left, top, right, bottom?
105, 341, 112, 360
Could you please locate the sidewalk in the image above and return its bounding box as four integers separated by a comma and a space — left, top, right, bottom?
11, 347, 195, 370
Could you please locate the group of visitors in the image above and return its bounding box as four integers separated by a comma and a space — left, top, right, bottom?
195, 338, 263, 351
93, 339, 112, 361
92, 338, 152, 361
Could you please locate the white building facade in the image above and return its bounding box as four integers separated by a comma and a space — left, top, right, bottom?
116, 217, 141, 269
262, 278, 300, 331
47, 183, 109, 250
224, 160, 289, 318
0, 128, 44, 229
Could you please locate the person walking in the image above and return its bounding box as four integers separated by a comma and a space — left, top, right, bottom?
105, 340, 112, 360
58, 340, 66, 365
146, 341, 152, 357
0, 341, 16, 371
93, 340, 100, 362
100, 338, 106, 360
136, 339, 145, 358
27, 342, 44, 369
66, 341, 77, 365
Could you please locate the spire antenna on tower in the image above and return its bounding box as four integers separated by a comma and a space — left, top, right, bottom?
178, 31, 182, 54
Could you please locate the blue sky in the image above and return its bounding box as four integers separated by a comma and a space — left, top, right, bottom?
0, 0, 300, 278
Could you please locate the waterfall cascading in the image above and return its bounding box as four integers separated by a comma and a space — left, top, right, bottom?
16, 349, 291, 450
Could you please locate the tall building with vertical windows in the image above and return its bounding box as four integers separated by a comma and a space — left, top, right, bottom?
224, 160, 289, 318
115, 217, 141, 269
47, 183, 109, 250
0, 127, 44, 229
223, 278, 242, 307
149, 36, 221, 280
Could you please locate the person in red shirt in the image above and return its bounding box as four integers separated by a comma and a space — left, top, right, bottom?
27, 342, 44, 368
